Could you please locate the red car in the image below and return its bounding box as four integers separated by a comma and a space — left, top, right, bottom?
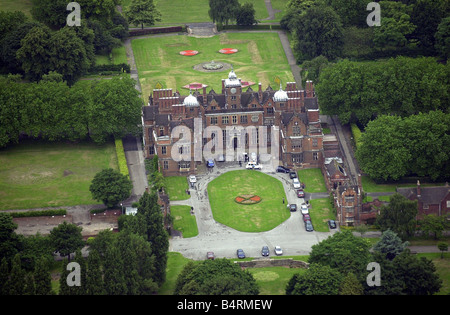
302, 214, 311, 222
297, 189, 305, 198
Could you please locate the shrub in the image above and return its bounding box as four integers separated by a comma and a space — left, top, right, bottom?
115, 138, 129, 178
351, 123, 363, 149
9, 209, 67, 218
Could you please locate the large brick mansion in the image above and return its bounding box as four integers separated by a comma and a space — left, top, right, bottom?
142, 70, 324, 176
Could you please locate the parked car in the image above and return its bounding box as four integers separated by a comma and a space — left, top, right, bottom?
236, 249, 246, 259
261, 246, 270, 257
276, 166, 290, 173
207, 251, 215, 259
189, 175, 197, 183
305, 220, 314, 232
246, 162, 262, 170
206, 159, 215, 168
293, 178, 301, 189
274, 246, 283, 256
289, 171, 297, 179
250, 152, 257, 162
288, 204, 297, 212
328, 220, 337, 229
297, 189, 305, 198
302, 213, 311, 222
300, 203, 309, 215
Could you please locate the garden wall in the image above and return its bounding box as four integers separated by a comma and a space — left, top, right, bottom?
235, 258, 309, 269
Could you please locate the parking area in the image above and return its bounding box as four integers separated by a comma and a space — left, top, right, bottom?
169, 163, 338, 260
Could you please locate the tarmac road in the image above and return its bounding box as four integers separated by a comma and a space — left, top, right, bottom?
169, 163, 338, 260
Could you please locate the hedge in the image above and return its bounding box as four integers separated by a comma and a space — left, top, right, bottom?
128, 26, 184, 37
351, 123, 363, 149
115, 138, 129, 178
8, 209, 67, 218
88, 63, 131, 74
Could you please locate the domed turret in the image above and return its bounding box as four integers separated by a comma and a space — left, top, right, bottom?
273, 84, 288, 102
183, 92, 199, 107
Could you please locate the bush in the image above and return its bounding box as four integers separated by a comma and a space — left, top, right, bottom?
115, 138, 129, 178
351, 123, 363, 149
9, 209, 67, 218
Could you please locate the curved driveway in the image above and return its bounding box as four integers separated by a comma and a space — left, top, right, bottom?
169, 163, 338, 260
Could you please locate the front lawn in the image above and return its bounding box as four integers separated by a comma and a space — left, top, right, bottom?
297, 168, 327, 193
0, 140, 118, 210
308, 198, 336, 232
207, 170, 289, 232
165, 176, 190, 201
171, 205, 198, 238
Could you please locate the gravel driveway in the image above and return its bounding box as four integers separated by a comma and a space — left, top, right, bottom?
169, 163, 338, 260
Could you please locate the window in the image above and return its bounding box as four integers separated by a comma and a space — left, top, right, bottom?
159, 127, 164, 136
292, 140, 302, 149
345, 195, 355, 203
163, 161, 168, 170
313, 152, 319, 160
267, 108, 274, 114
252, 104, 257, 108
292, 154, 303, 163
293, 126, 301, 136
231, 96, 236, 101
210, 117, 218, 125
161, 146, 167, 155
211, 106, 216, 110
231, 104, 237, 109
240, 115, 248, 124
447, 200, 450, 208
280, 103, 285, 107
178, 161, 190, 169
149, 146, 155, 155
313, 138, 318, 147
222, 116, 229, 124
232, 115, 237, 124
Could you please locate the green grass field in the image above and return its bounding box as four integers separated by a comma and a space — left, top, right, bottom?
0, 0, 32, 16
308, 198, 335, 232
165, 176, 190, 201
207, 170, 289, 232
0, 140, 118, 210
132, 32, 294, 101
297, 168, 327, 193
171, 205, 198, 238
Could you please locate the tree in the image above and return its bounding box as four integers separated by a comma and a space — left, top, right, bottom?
103, 244, 127, 295
0, 11, 28, 40
376, 193, 418, 240
125, 0, 161, 29
175, 258, 259, 295
33, 257, 53, 295
8, 254, 26, 295
84, 249, 105, 295
49, 222, 84, 261
16, 24, 53, 81
290, 4, 344, 62
420, 214, 450, 240
0, 212, 21, 263
437, 242, 448, 258
89, 168, 133, 208
31, 0, 68, 29
435, 16, 450, 60
339, 272, 364, 295
286, 263, 343, 295
236, 2, 258, 26
48, 27, 90, 85
301, 55, 330, 84
323, 0, 371, 27
372, 229, 409, 260
137, 192, 169, 286
208, 0, 240, 26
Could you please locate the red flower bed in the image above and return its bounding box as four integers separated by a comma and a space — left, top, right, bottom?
235, 195, 262, 205
219, 48, 238, 54
180, 50, 199, 56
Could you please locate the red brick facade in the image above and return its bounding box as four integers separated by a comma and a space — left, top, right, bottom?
142, 71, 324, 176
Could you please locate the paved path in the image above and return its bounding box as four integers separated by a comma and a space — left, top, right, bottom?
169, 164, 338, 260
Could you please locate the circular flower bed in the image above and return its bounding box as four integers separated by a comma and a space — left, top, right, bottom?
235, 194, 262, 205
219, 48, 238, 54
180, 50, 199, 56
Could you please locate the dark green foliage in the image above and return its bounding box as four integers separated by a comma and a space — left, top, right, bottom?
290, 3, 344, 62
236, 3, 258, 26
174, 258, 259, 295
125, 0, 161, 29
49, 222, 84, 260
208, 0, 240, 26
372, 229, 409, 260
286, 263, 343, 295
89, 168, 133, 208
376, 194, 418, 240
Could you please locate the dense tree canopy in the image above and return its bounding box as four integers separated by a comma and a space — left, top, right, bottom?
89, 168, 133, 208
0, 75, 143, 147
356, 111, 450, 181
316, 57, 450, 126
126, 0, 161, 29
